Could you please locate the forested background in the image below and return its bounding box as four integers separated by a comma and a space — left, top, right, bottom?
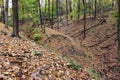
0, 0, 120, 80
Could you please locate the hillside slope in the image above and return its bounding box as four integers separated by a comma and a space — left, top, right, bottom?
19, 17, 120, 79
0, 23, 91, 80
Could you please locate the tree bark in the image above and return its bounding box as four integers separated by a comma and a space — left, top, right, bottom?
94, 0, 97, 19
66, 0, 68, 26
1, 0, 5, 23
56, 0, 59, 29
83, 0, 86, 38
12, 0, 20, 38
4, 0, 9, 28
69, 0, 72, 20
48, 0, 50, 23
117, 0, 120, 60
38, 0, 43, 28
77, 0, 80, 23
51, 0, 54, 29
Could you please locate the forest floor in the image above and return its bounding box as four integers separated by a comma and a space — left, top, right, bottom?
51, 16, 120, 80
19, 14, 120, 80
0, 14, 120, 80
20, 15, 120, 80
54, 17, 120, 80
0, 23, 92, 80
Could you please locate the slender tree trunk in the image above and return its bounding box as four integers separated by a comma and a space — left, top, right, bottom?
43, 0, 46, 33
43, 13, 46, 33
69, 0, 72, 20
88, 0, 91, 17
1, 0, 5, 23
77, 0, 80, 23
56, 0, 59, 29
117, 0, 120, 61
12, 0, 20, 38
4, 0, 9, 28
0, 0, 2, 21
112, 0, 113, 9
42, 10, 46, 33
91, 0, 94, 20
66, 0, 68, 26
83, 0, 86, 38
38, 0, 43, 28
48, 0, 50, 25
51, 0, 54, 29
94, 0, 97, 19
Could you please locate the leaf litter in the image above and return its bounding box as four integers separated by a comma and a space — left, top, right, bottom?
0, 31, 91, 80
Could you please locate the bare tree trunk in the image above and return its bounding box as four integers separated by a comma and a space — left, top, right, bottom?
0, 0, 2, 21
83, 0, 86, 38
94, 0, 97, 19
1, 0, 5, 23
43, 1, 46, 33
56, 0, 59, 29
38, 0, 43, 28
4, 0, 9, 28
117, 0, 120, 61
112, 0, 114, 9
48, 0, 50, 25
69, 0, 72, 20
66, 0, 68, 26
77, 0, 80, 23
51, 0, 54, 29
91, 0, 94, 20
43, 14, 46, 33
12, 0, 20, 38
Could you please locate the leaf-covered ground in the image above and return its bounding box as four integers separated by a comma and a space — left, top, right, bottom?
0, 26, 91, 80
19, 16, 120, 80
52, 17, 120, 80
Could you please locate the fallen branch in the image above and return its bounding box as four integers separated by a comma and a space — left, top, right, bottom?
83, 19, 106, 34
88, 31, 117, 47
72, 19, 106, 38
